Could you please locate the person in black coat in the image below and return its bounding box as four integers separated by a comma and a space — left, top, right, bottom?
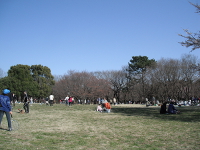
23, 91, 29, 113
160, 102, 167, 114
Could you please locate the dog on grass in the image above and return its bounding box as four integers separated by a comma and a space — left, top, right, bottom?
18, 109, 24, 114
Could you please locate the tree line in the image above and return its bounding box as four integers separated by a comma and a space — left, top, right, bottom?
0, 54, 199, 104
53, 54, 200, 104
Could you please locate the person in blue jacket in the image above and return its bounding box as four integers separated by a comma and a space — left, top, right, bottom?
0, 89, 12, 131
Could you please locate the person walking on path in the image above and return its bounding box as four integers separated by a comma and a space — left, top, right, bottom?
0, 89, 12, 131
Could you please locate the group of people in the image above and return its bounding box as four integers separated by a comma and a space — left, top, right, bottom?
0, 89, 182, 131
45, 95, 54, 106
96, 98, 111, 113
160, 101, 180, 114
0, 89, 31, 131
64, 96, 74, 106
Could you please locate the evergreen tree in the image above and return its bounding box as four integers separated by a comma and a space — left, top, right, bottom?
128, 56, 156, 100
128, 56, 156, 74
0, 64, 55, 100
31, 65, 55, 98
7, 64, 37, 99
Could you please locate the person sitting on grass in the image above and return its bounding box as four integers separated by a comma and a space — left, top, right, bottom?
168, 101, 179, 114
160, 102, 167, 114
96, 104, 103, 112
104, 102, 111, 113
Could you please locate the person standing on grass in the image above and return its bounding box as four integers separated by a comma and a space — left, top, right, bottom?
23, 91, 29, 113
30, 97, 33, 105
113, 97, 116, 105
13, 93, 17, 106
72, 97, 75, 104
0, 89, 12, 131
65, 95, 69, 106
45, 97, 49, 106
49, 94, 54, 106
68, 96, 73, 106
102, 98, 108, 109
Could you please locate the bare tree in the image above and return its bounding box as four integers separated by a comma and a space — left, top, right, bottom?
147, 54, 199, 102
99, 70, 128, 103
53, 70, 111, 103
178, 54, 199, 100
148, 58, 181, 101
179, 2, 200, 51
53, 54, 200, 104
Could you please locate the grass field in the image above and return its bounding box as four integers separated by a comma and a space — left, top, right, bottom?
0, 103, 199, 150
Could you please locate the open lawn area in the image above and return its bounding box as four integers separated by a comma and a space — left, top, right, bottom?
0, 104, 199, 150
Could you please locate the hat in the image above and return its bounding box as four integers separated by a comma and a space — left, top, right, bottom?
3, 89, 10, 94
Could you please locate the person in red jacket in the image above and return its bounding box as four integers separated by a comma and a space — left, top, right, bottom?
68, 96, 73, 106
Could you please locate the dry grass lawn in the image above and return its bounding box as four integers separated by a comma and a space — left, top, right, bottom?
0, 103, 199, 150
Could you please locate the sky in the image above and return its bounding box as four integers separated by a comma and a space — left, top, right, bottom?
0, 0, 200, 76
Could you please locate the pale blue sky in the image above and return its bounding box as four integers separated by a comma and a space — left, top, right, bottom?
0, 0, 200, 76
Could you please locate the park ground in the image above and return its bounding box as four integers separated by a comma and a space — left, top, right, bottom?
0, 103, 199, 150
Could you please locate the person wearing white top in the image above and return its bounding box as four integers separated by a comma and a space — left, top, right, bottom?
49, 95, 54, 106
65, 96, 69, 106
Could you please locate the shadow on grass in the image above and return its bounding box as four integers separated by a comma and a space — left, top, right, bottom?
111, 106, 200, 122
